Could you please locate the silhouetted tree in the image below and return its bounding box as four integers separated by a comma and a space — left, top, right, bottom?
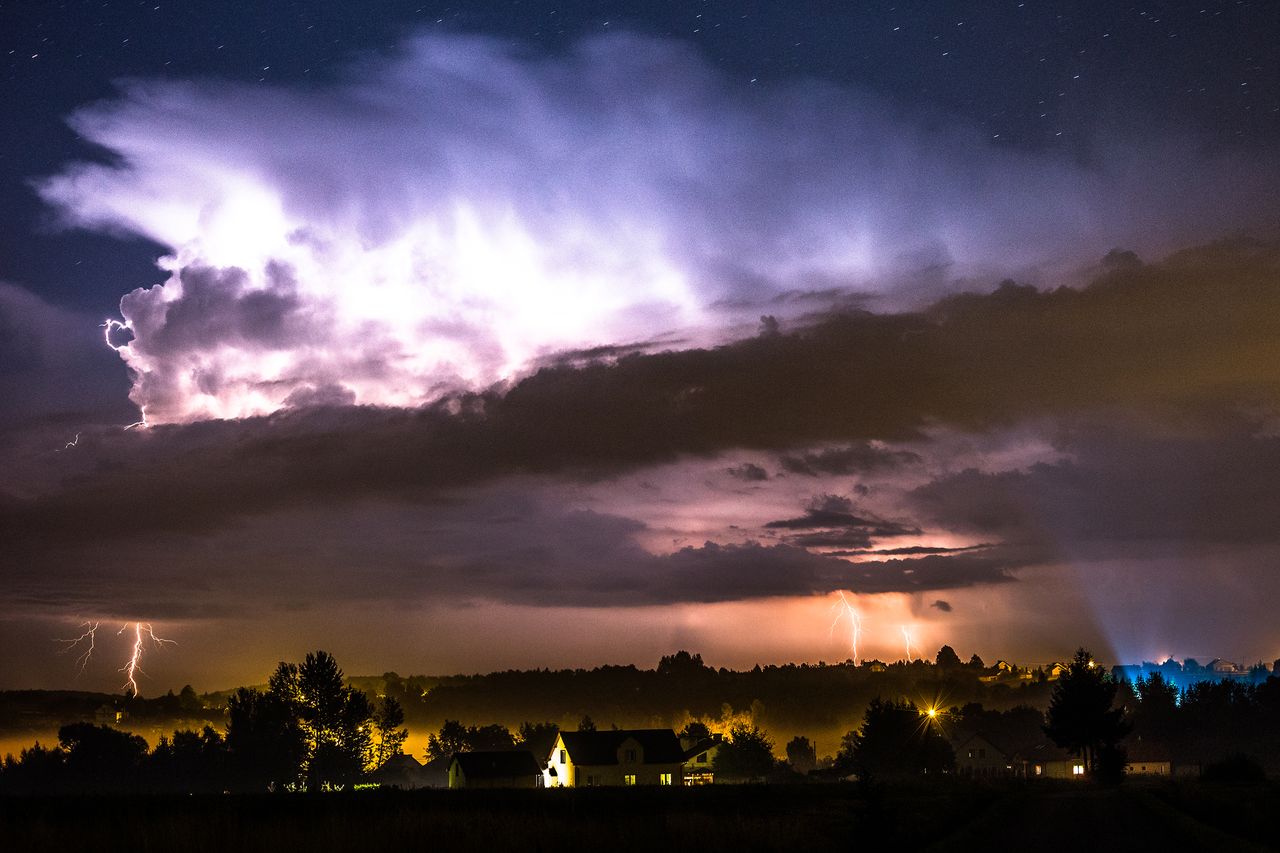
467, 723, 515, 751
678, 721, 712, 741
516, 722, 560, 762
425, 720, 515, 760
968, 654, 986, 669
369, 696, 408, 770
1043, 648, 1129, 776
1131, 672, 1179, 745
837, 698, 954, 781
269, 651, 374, 790
658, 650, 707, 676
578, 714, 597, 732
712, 724, 775, 781
225, 686, 306, 791
150, 726, 225, 792
0, 742, 65, 793
935, 645, 962, 669
426, 720, 471, 761
58, 723, 149, 790
785, 735, 817, 774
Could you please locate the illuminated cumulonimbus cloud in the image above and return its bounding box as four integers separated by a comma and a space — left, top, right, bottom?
39, 32, 1262, 424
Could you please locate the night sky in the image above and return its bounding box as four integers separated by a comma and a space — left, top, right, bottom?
3, 0, 1280, 693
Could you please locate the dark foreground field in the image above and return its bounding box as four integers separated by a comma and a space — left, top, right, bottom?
1, 781, 1276, 852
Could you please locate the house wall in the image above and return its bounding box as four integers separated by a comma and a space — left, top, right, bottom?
571, 762, 682, 786
1031, 759, 1086, 779
543, 734, 683, 787
544, 734, 576, 787
1125, 761, 1171, 776
955, 737, 1010, 778
682, 744, 719, 785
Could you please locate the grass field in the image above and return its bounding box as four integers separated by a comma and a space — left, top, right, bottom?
1, 781, 1275, 852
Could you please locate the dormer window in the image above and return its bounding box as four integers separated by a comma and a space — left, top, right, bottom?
559, 749, 566, 765
624, 748, 637, 762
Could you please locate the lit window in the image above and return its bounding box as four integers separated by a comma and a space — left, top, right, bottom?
1072, 764, 1084, 776
559, 749, 566, 765
660, 773, 672, 785
1034, 765, 1042, 776
624, 774, 637, 786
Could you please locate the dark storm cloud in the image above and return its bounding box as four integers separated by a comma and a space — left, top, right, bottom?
726, 462, 769, 481
763, 495, 923, 547
0, 284, 134, 430
5, 237, 1280, 549
910, 424, 1280, 547
779, 443, 922, 476
3, 496, 1021, 617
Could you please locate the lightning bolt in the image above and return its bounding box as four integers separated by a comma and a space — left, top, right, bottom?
102, 318, 131, 352
56, 432, 81, 451
829, 590, 863, 665
116, 622, 176, 697
901, 625, 917, 662
102, 319, 148, 430
55, 621, 100, 675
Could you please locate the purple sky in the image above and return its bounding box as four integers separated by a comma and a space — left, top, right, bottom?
4, 23, 1280, 693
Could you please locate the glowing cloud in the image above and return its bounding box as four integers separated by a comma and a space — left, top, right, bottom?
39, 32, 1265, 424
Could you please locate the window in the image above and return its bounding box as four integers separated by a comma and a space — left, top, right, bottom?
659, 773, 672, 786
585, 775, 595, 787
1072, 764, 1084, 776
559, 749, 566, 765
624, 774, 637, 786
967, 749, 974, 759
697, 752, 707, 764
1034, 765, 1043, 776
624, 748, 637, 762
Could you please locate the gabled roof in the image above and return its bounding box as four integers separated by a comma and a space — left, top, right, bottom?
951, 731, 1009, 757
1022, 741, 1077, 762
559, 729, 685, 765
682, 737, 721, 762
381, 753, 423, 771
451, 750, 541, 779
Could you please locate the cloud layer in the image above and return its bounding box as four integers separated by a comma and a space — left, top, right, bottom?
39, 32, 1279, 423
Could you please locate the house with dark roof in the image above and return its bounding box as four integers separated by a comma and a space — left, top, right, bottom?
369, 753, 451, 789
447, 750, 542, 788
680, 736, 723, 785
543, 729, 685, 787
952, 732, 1014, 779
1021, 742, 1086, 779
1124, 741, 1172, 777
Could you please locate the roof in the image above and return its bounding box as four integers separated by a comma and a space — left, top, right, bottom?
682, 737, 721, 761
1022, 741, 1077, 763
451, 750, 541, 779
559, 729, 685, 765
951, 731, 1009, 757
380, 753, 423, 771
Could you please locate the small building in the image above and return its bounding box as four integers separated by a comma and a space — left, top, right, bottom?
1022, 743, 1085, 779
1046, 662, 1070, 680
681, 736, 723, 785
1124, 742, 1172, 777
952, 732, 1013, 779
544, 729, 685, 787
448, 751, 541, 789
370, 753, 448, 789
